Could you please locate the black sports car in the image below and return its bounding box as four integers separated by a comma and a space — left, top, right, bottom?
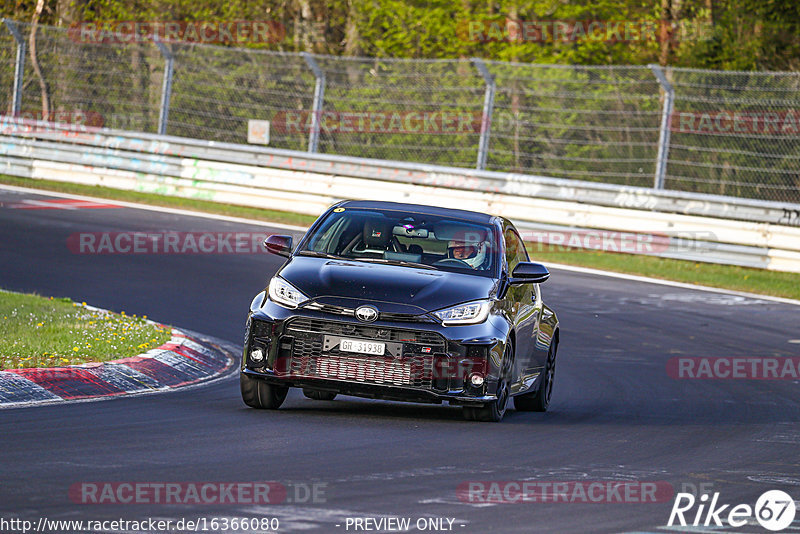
241, 200, 560, 422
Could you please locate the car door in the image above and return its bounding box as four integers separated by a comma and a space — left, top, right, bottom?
503, 224, 541, 393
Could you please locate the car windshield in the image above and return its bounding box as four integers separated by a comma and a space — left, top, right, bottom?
299, 208, 499, 277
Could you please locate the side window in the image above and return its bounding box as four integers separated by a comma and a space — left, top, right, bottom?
504, 228, 529, 273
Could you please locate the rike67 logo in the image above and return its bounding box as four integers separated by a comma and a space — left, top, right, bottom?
668, 490, 796, 531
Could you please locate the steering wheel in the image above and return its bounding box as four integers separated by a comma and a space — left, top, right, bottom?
434, 258, 471, 268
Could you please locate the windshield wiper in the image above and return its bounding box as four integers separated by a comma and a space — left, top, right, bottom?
354, 257, 438, 270
296, 250, 342, 260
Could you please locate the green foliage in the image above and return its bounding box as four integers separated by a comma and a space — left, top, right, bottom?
6, 0, 799, 70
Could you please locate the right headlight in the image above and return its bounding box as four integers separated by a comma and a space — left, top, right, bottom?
432, 300, 492, 326
268, 276, 309, 309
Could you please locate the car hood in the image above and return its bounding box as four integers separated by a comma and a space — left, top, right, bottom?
279, 256, 497, 312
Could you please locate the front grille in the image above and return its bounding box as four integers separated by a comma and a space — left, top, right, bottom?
303, 302, 436, 323
287, 317, 444, 344
278, 318, 447, 389
285, 353, 434, 387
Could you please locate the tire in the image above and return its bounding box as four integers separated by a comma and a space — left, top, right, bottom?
465, 343, 513, 422
303, 389, 337, 401
514, 337, 557, 412
240, 373, 289, 409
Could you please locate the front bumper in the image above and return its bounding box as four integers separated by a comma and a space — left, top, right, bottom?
242, 294, 507, 406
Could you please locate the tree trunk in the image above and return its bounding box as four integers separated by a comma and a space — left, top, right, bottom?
29, 0, 51, 119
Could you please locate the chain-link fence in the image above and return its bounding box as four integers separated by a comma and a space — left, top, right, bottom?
2, 19, 799, 203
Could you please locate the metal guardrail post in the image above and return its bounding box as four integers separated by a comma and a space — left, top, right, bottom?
650, 64, 674, 190
154, 38, 174, 136
472, 58, 496, 171
3, 19, 26, 116
302, 53, 326, 153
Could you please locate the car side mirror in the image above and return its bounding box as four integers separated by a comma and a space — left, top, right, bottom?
510, 262, 550, 284
264, 235, 293, 257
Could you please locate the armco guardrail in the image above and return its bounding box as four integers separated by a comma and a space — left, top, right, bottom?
1, 117, 799, 273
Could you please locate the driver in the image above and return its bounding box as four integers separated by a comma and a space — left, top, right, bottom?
447, 240, 488, 269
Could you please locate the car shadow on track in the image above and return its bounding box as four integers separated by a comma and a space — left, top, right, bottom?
240, 393, 561, 424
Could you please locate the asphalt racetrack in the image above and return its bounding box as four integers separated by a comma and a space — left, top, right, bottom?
1, 186, 799, 533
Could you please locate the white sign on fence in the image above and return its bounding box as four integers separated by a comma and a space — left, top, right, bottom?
247, 120, 270, 145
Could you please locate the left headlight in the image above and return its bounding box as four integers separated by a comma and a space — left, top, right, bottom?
268, 276, 309, 309
432, 300, 492, 326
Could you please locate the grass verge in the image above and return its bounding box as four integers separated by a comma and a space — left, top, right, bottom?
3, 175, 799, 301
528, 246, 800, 301
0, 289, 172, 370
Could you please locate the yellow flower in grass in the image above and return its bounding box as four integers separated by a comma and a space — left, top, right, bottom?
61, 358, 69, 363
36, 322, 43, 327
73, 347, 80, 352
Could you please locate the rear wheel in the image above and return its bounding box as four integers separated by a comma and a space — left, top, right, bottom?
514, 338, 557, 412
240, 373, 288, 409
303, 389, 337, 401
464, 343, 513, 422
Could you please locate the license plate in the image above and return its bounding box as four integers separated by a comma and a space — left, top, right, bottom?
339, 338, 386, 355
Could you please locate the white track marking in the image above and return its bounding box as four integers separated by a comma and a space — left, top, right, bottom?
544, 262, 800, 307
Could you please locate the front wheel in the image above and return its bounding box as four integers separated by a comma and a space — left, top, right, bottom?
241, 373, 289, 409
514, 338, 557, 412
464, 343, 513, 422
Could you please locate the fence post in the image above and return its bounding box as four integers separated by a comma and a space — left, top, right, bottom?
302, 52, 325, 153
471, 58, 496, 171
650, 64, 674, 190
154, 37, 174, 136
3, 19, 26, 116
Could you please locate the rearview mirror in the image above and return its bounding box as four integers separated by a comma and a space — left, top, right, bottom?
510, 262, 550, 284
263, 235, 293, 257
